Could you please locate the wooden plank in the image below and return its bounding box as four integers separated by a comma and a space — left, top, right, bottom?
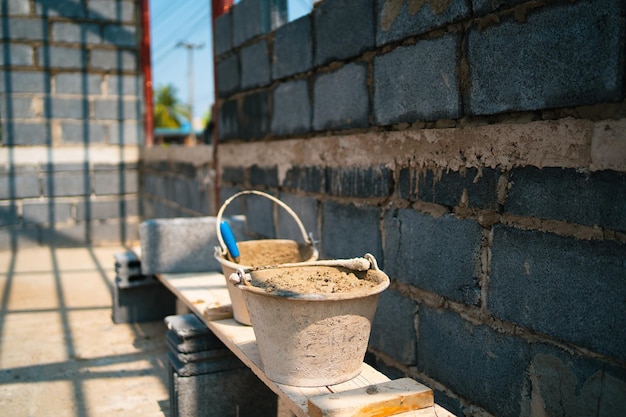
307, 378, 433, 417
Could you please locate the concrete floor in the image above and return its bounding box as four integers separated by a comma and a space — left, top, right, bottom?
0, 246, 170, 417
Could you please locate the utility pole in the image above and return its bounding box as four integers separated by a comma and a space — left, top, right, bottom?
176, 41, 204, 144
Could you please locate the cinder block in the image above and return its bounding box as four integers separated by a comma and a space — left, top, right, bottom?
0, 172, 40, 199
91, 219, 139, 245
490, 225, 626, 362
55, 73, 102, 94
240, 90, 270, 139
374, 33, 461, 125
375, 0, 469, 46
61, 121, 107, 144
108, 120, 142, 145
7, 18, 45, 41
0, 45, 33, 66
93, 169, 138, 195
22, 201, 73, 224
107, 75, 140, 96
271, 79, 310, 136
36, 0, 85, 18
93, 97, 139, 120
39, 47, 85, 69
282, 165, 325, 193
313, 62, 369, 131
52, 21, 101, 43
102, 24, 136, 47
232, 0, 286, 47
5, 0, 30, 15
221, 167, 245, 185
40, 222, 89, 246
90, 49, 136, 71
321, 201, 382, 260
214, 12, 232, 56
245, 194, 275, 238
0, 71, 47, 93
75, 197, 139, 221
165, 314, 225, 353
112, 278, 177, 323
370, 288, 417, 365
217, 98, 239, 141
88, 0, 135, 22
43, 171, 89, 197
467, 0, 624, 115
314, 0, 375, 66
0, 95, 38, 119
325, 166, 393, 198
240, 39, 270, 90
6, 122, 47, 145
216, 54, 239, 98
0, 226, 40, 250
400, 167, 499, 210
139, 215, 246, 275
277, 192, 318, 245
250, 165, 278, 187
471, 0, 529, 16
272, 14, 312, 79
504, 167, 626, 231
418, 306, 529, 417
0, 202, 19, 227
383, 209, 482, 305
50, 97, 86, 119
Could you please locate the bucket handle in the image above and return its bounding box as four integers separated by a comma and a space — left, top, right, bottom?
215, 190, 315, 255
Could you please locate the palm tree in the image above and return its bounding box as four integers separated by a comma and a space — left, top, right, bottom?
153, 84, 190, 128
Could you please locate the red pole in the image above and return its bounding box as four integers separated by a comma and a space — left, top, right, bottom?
139, 0, 154, 146
211, 0, 232, 211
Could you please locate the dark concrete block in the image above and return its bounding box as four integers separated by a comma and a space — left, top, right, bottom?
376, 0, 470, 46
240, 39, 270, 89
217, 54, 239, 98
314, 0, 375, 66
277, 192, 318, 244
36, 0, 85, 18
505, 167, 626, 231
245, 193, 275, 238
0, 203, 19, 226
374, 33, 462, 125
467, 0, 625, 115
383, 209, 482, 305
325, 166, 393, 198
231, 0, 273, 47
218, 98, 239, 141
321, 201, 382, 261
240, 90, 270, 139
282, 165, 325, 193
112, 278, 177, 324
221, 167, 245, 184
471, 0, 531, 16
272, 14, 312, 79
370, 288, 417, 365
165, 314, 225, 353
313, 62, 369, 131
490, 225, 626, 362
214, 12, 232, 56
271, 79, 311, 136
250, 164, 278, 187
102, 24, 136, 47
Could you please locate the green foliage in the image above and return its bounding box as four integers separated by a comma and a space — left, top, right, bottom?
153, 84, 190, 128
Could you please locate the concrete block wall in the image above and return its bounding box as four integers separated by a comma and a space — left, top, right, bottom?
214, 1, 626, 416
0, 0, 144, 249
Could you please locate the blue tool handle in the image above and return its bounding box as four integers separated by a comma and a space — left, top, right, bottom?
220, 221, 240, 262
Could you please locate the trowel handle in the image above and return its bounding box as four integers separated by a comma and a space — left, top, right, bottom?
220, 221, 240, 263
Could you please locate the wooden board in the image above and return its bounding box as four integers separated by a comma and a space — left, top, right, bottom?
308, 378, 433, 417
156, 272, 456, 417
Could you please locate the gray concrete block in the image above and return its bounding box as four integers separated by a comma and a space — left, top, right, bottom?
36, 0, 85, 18
282, 165, 325, 193
43, 171, 89, 197
277, 192, 318, 243
55, 73, 102, 94
168, 350, 243, 377
23, 201, 73, 225
0, 45, 33, 66
249, 165, 278, 187
471, 0, 527, 16
0, 226, 40, 251
374, 33, 461, 125
102, 24, 136, 47
108, 120, 142, 145
91, 220, 139, 245
383, 209, 482, 305
240, 90, 270, 139
0, 71, 47, 93
61, 121, 107, 144
240, 39, 270, 90
376, 0, 470, 46
5, 0, 30, 15
90, 49, 136, 71
76, 197, 139, 221
216, 54, 239, 98
39, 46, 86, 69
505, 167, 626, 231
107, 75, 140, 96
214, 12, 232, 56
139, 216, 246, 275
326, 166, 393, 198
0, 95, 38, 119
0, 172, 40, 199
467, 0, 624, 115
321, 201, 382, 261
50, 97, 87, 119
232, 0, 286, 47
313, 62, 369, 131
40, 222, 89, 246
399, 167, 499, 210
165, 314, 222, 348
93, 169, 138, 195
88, 0, 135, 22
6, 122, 47, 145
93, 97, 139, 120
490, 225, 626, 362
6, 18, 45, 41
52, 22, 101, 44
0, 203, 19, 227
370, 288, 417, 365
272, 14, 312, 79
271, 79, 310, 136
418, 306, 529, 417
314, 0, 375, 66
217, 98, 239, 140
112, 278, 177, 324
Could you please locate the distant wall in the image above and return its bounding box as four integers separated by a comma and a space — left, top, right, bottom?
213, 0, 626, 416
0, 0, 143, 249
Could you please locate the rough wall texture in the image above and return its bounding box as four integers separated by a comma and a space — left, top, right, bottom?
212, 0, 626, 416
0, 0, 143, 249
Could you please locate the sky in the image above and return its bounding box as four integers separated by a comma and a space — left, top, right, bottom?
149, 0, 313, 128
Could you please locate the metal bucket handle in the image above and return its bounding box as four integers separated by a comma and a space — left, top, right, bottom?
215, 190, 315, 256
